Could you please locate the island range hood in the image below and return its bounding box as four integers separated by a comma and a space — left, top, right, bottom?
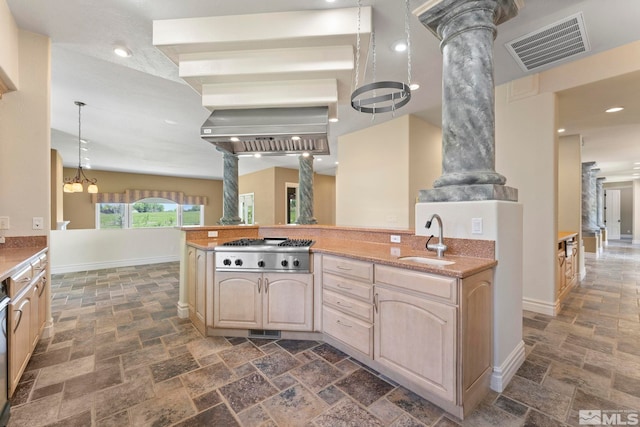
201, 106, 329, 156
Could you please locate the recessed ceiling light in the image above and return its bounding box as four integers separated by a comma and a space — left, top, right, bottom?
316, 158, 323, 161
254, 153, 262, 158
605, 106, 624, 113
634, 167, 640, 170
230, 137, 240, 142
335, 161, 339, 165
392, 41, 408, 52
83, 157, 90, 162
329, 117, 339, 123
302, 152, 310, 157
557, 128, 566, 133
635, 162, 640, 165
81, 146, 88, 152
80, 139, 88, 144
409, 83, 420, 91
325, 0, 336, 2
113, 46, 132, 58
634, 173, 640, 176
286, 154, 297, 157
84, 164, 92, 169
164, 119, 177, 125
291, 136, 301, 141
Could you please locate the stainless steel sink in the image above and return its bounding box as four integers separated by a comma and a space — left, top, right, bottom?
398, 256, 455, 266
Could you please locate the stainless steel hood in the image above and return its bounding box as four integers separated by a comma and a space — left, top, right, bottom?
201, 107, 329, 156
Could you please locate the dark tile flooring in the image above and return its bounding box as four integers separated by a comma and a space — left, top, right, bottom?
6, 241, 640, 426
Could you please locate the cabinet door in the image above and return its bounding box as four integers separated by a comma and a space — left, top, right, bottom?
263, 273, 313, 331
374, 286, 456, 403
214, 272, 261, 329
187, 247, 197, 317
194, 250, 207, 333
9, 290, 33, 396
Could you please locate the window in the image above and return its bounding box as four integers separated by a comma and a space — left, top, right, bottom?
96, 198, 204, 229
239, 193, 255, 225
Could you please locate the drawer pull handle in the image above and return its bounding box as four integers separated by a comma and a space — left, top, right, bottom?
336, 301, 352, 308
19, 277, 31, 283
39, 278, 47, 296
13, 300, 29, 333
265, 278, 269, 293
374, 293, 379, 313
337, 283, 352, 290
336, 320, 352, 328
336, 265, 352, 271
258, 278, 262, 293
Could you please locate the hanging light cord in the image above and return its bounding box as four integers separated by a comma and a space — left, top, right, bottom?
77, 101, 83, 169
354, 0, 362, 90
405, 0, 412, 86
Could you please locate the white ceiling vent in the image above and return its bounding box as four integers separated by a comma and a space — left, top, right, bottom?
505, 12, 590, 72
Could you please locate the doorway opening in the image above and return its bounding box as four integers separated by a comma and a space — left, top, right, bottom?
239, 193, 255, 225
285, 183, 299, 224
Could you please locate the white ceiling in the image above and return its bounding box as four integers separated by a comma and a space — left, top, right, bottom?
7, 0, 640, 181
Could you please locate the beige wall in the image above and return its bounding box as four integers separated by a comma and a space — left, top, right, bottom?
409, 115, 442, 228
337, 114, 441, 229
496, 85, 558, 310
0, 29, 50, 236
239, 167, 276, 225
239, 166, 335, 225
557, 135, 582, 234
51, 149, 64, 227
61, 168, 223, 229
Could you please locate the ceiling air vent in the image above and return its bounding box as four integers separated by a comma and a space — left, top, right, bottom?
505, 12, 590, 72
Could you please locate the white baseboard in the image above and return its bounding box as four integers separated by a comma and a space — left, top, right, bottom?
522, 297, 557, 316
50, 255, 179, 274
177, 302, 190, 319
490, 340, 526, 392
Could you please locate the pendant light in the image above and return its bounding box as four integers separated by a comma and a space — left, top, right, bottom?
63, 101, 99, 193
351, 0, 412, 115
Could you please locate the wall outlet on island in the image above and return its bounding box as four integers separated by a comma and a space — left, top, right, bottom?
208, 231, 218, 238
390, 235, 401, 243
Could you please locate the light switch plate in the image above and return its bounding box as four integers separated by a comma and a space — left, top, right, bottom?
390, 235, 401, 243
471, 218, 483, 234
33, 217, 44, 230
0, 216, 8, 230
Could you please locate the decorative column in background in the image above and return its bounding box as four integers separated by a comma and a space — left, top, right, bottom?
596, 176, 607, 244
296, 154, 317, 225
415, 0, 520, 202
219, 152, 243, 225
582, 162, 600, 253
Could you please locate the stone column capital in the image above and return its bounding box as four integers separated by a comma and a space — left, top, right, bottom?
414, 0, 521, 39
582, 161, 597, 170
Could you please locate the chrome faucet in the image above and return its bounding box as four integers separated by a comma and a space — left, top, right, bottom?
425, 214, 448, 258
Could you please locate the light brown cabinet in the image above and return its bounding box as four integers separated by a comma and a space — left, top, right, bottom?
321, 256, 374, 358
7, 249, 48, 396
214, 271, 313, 331
186, 248, 212, 335
557, 233, 578, 303
320, 254, 493, 419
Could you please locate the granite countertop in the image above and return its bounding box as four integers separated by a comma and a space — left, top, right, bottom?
558, 231, 578, 243
0, 246, 48, 282
187, 237, 496, 279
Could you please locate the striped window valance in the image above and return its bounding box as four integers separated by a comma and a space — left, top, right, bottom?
92, 189, 208, 205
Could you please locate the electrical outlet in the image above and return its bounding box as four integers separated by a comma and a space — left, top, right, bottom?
390, 247, 401, 257
32, 217, 44, 230
390, 235, 401, 243
0, 216, 9, 230
208, 231, 219, 238
472, 218, 483, 234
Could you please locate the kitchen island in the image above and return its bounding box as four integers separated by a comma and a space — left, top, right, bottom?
181, 225, 496, 419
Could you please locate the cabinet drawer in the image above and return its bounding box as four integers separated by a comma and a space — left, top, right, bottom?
323, 306, 372, 357
9, 265, 33, 297
323, 256, 373, 282
323, 272, 373, 302
375, 265, 457, 304
323, 289, 373, 322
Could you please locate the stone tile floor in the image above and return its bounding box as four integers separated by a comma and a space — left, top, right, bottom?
6, 241, 640, 426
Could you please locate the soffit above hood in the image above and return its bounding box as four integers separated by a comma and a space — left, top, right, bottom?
200, 107, 329, 156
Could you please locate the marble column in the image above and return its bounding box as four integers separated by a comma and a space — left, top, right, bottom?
596, 177, 606, 229
219, 152, 243, 225
296, 155, 317, 225
581, 162, 599, 234
415, 0, 520, 202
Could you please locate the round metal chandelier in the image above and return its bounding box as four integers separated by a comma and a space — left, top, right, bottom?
351, 0, 413, 115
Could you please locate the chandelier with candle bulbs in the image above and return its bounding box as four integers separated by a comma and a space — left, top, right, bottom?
63, 101, 98, 193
